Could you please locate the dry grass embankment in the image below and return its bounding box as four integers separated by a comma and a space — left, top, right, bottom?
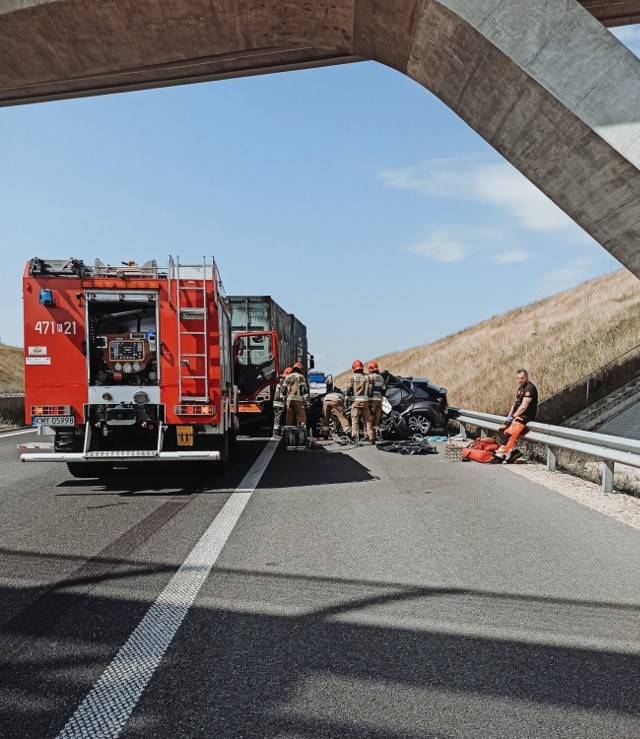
0, 343, 23, 393
337, 269, 640, 414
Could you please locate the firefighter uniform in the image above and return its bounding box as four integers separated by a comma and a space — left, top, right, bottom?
285, 366, 310, 427
347, 362, 375, 442
272, 368, 291, 437
367, 363, 386, 440
321, 391, 350, 438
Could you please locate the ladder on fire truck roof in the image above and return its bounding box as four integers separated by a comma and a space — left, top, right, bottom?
169, 255, 217, 403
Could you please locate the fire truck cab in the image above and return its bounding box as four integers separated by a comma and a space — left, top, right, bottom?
22, 256, 237, 477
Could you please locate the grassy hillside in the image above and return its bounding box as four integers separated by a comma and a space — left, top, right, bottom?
337, 269, 640, 415
0, 344, 23, 392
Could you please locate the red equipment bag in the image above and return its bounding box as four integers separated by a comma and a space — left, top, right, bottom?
461, 436, 499, 463
474, 437, 499, 451
461, 448, 495, 463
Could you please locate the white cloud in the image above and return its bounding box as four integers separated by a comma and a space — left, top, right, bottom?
379, 157, 476, 198
472, 164, 580, 234
493, 248, 530, 264
380, 157, 590, 242
539, 260, 590, 295
406, 225, 530, 265
407, 231, 468, 263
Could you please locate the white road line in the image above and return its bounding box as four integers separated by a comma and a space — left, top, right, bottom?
55, 439, 279, 739
0, 428, 36, 439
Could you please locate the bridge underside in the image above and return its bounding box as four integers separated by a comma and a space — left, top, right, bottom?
0, 1, 637, 106
2, 1, 640, 276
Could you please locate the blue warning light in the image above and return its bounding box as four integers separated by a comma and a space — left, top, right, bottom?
38, 289, 56, 307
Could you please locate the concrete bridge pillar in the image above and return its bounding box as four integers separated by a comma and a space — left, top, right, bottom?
1, 1, 640, 273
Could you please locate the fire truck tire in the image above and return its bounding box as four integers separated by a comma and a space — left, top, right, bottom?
66, 462, 114, 479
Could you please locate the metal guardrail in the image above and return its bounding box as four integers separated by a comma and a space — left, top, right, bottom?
450, 408, 640, 493
0, 393, 25, 426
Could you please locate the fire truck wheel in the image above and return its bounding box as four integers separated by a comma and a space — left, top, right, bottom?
66, 462, 114, 479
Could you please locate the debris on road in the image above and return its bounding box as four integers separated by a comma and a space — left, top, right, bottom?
375, 439, 438, 455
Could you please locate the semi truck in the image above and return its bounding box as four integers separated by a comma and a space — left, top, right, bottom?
228, 295, 312, 426
21, 256, 237, 476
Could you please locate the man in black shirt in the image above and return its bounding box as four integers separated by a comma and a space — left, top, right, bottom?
494, 368, 538, 462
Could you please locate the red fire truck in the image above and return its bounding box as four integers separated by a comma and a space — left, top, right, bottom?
21, 256, 237, 477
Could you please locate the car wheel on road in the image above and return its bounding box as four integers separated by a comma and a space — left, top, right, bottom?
405, 413, 433, 436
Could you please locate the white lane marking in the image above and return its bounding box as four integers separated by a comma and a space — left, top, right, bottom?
1, 428, 36, 439
55, 439, 279, 739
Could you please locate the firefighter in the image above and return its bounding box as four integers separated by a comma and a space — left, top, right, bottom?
285, 361, 310, 427
367, 360, 386, 440
321, 389, 351, 439
494, 368, 538, 462
272, 367, 292, 437
346, 359, 375, 442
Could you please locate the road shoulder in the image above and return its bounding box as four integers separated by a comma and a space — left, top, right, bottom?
504, 460, 640, 530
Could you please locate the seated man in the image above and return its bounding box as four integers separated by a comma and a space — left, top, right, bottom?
494, 368, 538, 463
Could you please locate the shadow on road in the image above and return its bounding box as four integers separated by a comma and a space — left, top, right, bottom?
54, 441, 269, 496
259, 446, 378, 489
0, 565, 638, 738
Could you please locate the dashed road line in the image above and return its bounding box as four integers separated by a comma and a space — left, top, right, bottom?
55, 438, 279, 739
0, 428, 36, 439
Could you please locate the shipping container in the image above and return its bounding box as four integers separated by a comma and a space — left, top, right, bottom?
227, 295, 312, 424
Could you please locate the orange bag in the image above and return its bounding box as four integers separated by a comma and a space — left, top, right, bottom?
474, 437, 499, 451
461, 447, 495, 463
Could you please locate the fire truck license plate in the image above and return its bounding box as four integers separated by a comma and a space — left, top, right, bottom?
32, 416, 75, 427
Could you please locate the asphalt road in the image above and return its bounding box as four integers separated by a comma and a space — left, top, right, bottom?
0, 429, 638, 739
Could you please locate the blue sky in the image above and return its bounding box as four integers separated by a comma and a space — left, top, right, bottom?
1, 25, 638, 373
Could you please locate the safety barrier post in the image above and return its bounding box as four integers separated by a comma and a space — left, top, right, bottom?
601, 461, 615, 494
546, 447, 557, 472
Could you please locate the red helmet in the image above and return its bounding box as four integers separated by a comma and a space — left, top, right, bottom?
352, 359, 364, 371
368, 360, 379, 372
293, 361, 304, 371
283, 367, 293, 376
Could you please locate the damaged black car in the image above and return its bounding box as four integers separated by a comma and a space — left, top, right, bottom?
307, 372, 448, 439
380, 372, 448, 437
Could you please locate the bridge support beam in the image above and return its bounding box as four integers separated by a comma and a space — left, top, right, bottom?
1, 1, 640, 273
400, 0, 640, 276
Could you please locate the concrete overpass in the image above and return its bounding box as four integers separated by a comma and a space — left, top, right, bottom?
2, 1, 640, 275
